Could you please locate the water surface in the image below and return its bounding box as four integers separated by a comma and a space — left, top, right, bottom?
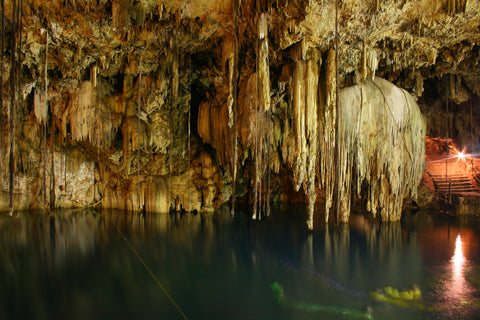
0, 206, 479, 319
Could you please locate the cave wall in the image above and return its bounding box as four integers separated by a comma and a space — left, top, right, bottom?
0, 0, 479, 226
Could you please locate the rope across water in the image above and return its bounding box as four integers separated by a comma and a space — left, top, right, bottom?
113, 224, 188, 320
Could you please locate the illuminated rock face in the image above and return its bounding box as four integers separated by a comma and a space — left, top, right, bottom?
0, 0, 479, 224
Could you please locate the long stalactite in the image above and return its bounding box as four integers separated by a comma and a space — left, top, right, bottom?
320, 48, 337, 224
231, 0, 239, 216
9, 0, 16, 211
137, 50, 142, 210
0, 0, 4, 161
334, 0, 341, 225
253, 12, 270, 220
304, 48, 320, 230
43, 30, 48, 207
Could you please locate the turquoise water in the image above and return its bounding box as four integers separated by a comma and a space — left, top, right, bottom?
0, 206, 479, 319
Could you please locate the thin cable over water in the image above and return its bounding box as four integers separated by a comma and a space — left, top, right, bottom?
114, 224, 188, 320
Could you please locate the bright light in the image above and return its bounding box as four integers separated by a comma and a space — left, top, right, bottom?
453, 234, 465, 277
454, 147, 468, 160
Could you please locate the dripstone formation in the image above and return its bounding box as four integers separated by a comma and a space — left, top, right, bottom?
1, 0, 479, 227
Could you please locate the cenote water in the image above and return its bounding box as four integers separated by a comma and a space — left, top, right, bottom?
1, 206, 479, 320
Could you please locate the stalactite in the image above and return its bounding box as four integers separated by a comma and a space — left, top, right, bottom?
93, 57, 99, 202
334, 0, 340, 224
91, 66, 97, 88
335, 82, 353, 223
367, 50, 377, 81
304, 49, 320, 230
168, 43, 179, 211
281, 42, 322, 229
447, 0, 454, 15
14, 0, 22, 210
223, 37, 235, 128
16, 0, 22, 102
253, 68, 260, 220
65, 80, 114, 149
361, 41, 367, 81
261, 12, 270, 218
253, 12, 271, 220
41, 6, 53, 210
64, 150, 67, 195
361, 43, 378, 81
0, 0, 4, 161
231, 0, 239, 216
176, 52, 186, 212
50, 115, 55, 210
266, 108, 271, 216
415, 72, 423, 97
257, 13, 270, 113
42, 30, 48, 207
447, 0, 468, 15
320, 48, 336, 223
255, 94, 263, 220
34, 95, 46, 123
187, 54, 191, 211
9, 0, 16, 211
137, 51, 142, 210
292, 47, 306, 191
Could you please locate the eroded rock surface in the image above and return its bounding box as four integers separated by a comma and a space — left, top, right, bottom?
0, 0, 479, 225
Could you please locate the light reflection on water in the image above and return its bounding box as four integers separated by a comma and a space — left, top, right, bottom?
0, 208, 478, 320
453, 234, 466, 278
428, 232, 479, 319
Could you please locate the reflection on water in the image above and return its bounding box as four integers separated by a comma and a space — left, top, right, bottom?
0, 208, 478, 320
447, 234, 469, 313
453, 234, 466, 277
0, 211, 97, 269
413, 217, 480, 320
429, 232, 479, 319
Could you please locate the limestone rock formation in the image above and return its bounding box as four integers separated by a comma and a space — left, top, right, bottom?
0, 0, 479, 226
336, 78, 425, 222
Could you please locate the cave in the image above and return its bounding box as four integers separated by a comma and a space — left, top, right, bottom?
2, 0, 479, 224
1, 1, 480, 319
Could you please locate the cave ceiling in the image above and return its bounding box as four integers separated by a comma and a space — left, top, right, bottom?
13, 0, 480, 97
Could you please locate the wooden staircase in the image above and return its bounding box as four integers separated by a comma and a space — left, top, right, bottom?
424, 138, 480, 198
